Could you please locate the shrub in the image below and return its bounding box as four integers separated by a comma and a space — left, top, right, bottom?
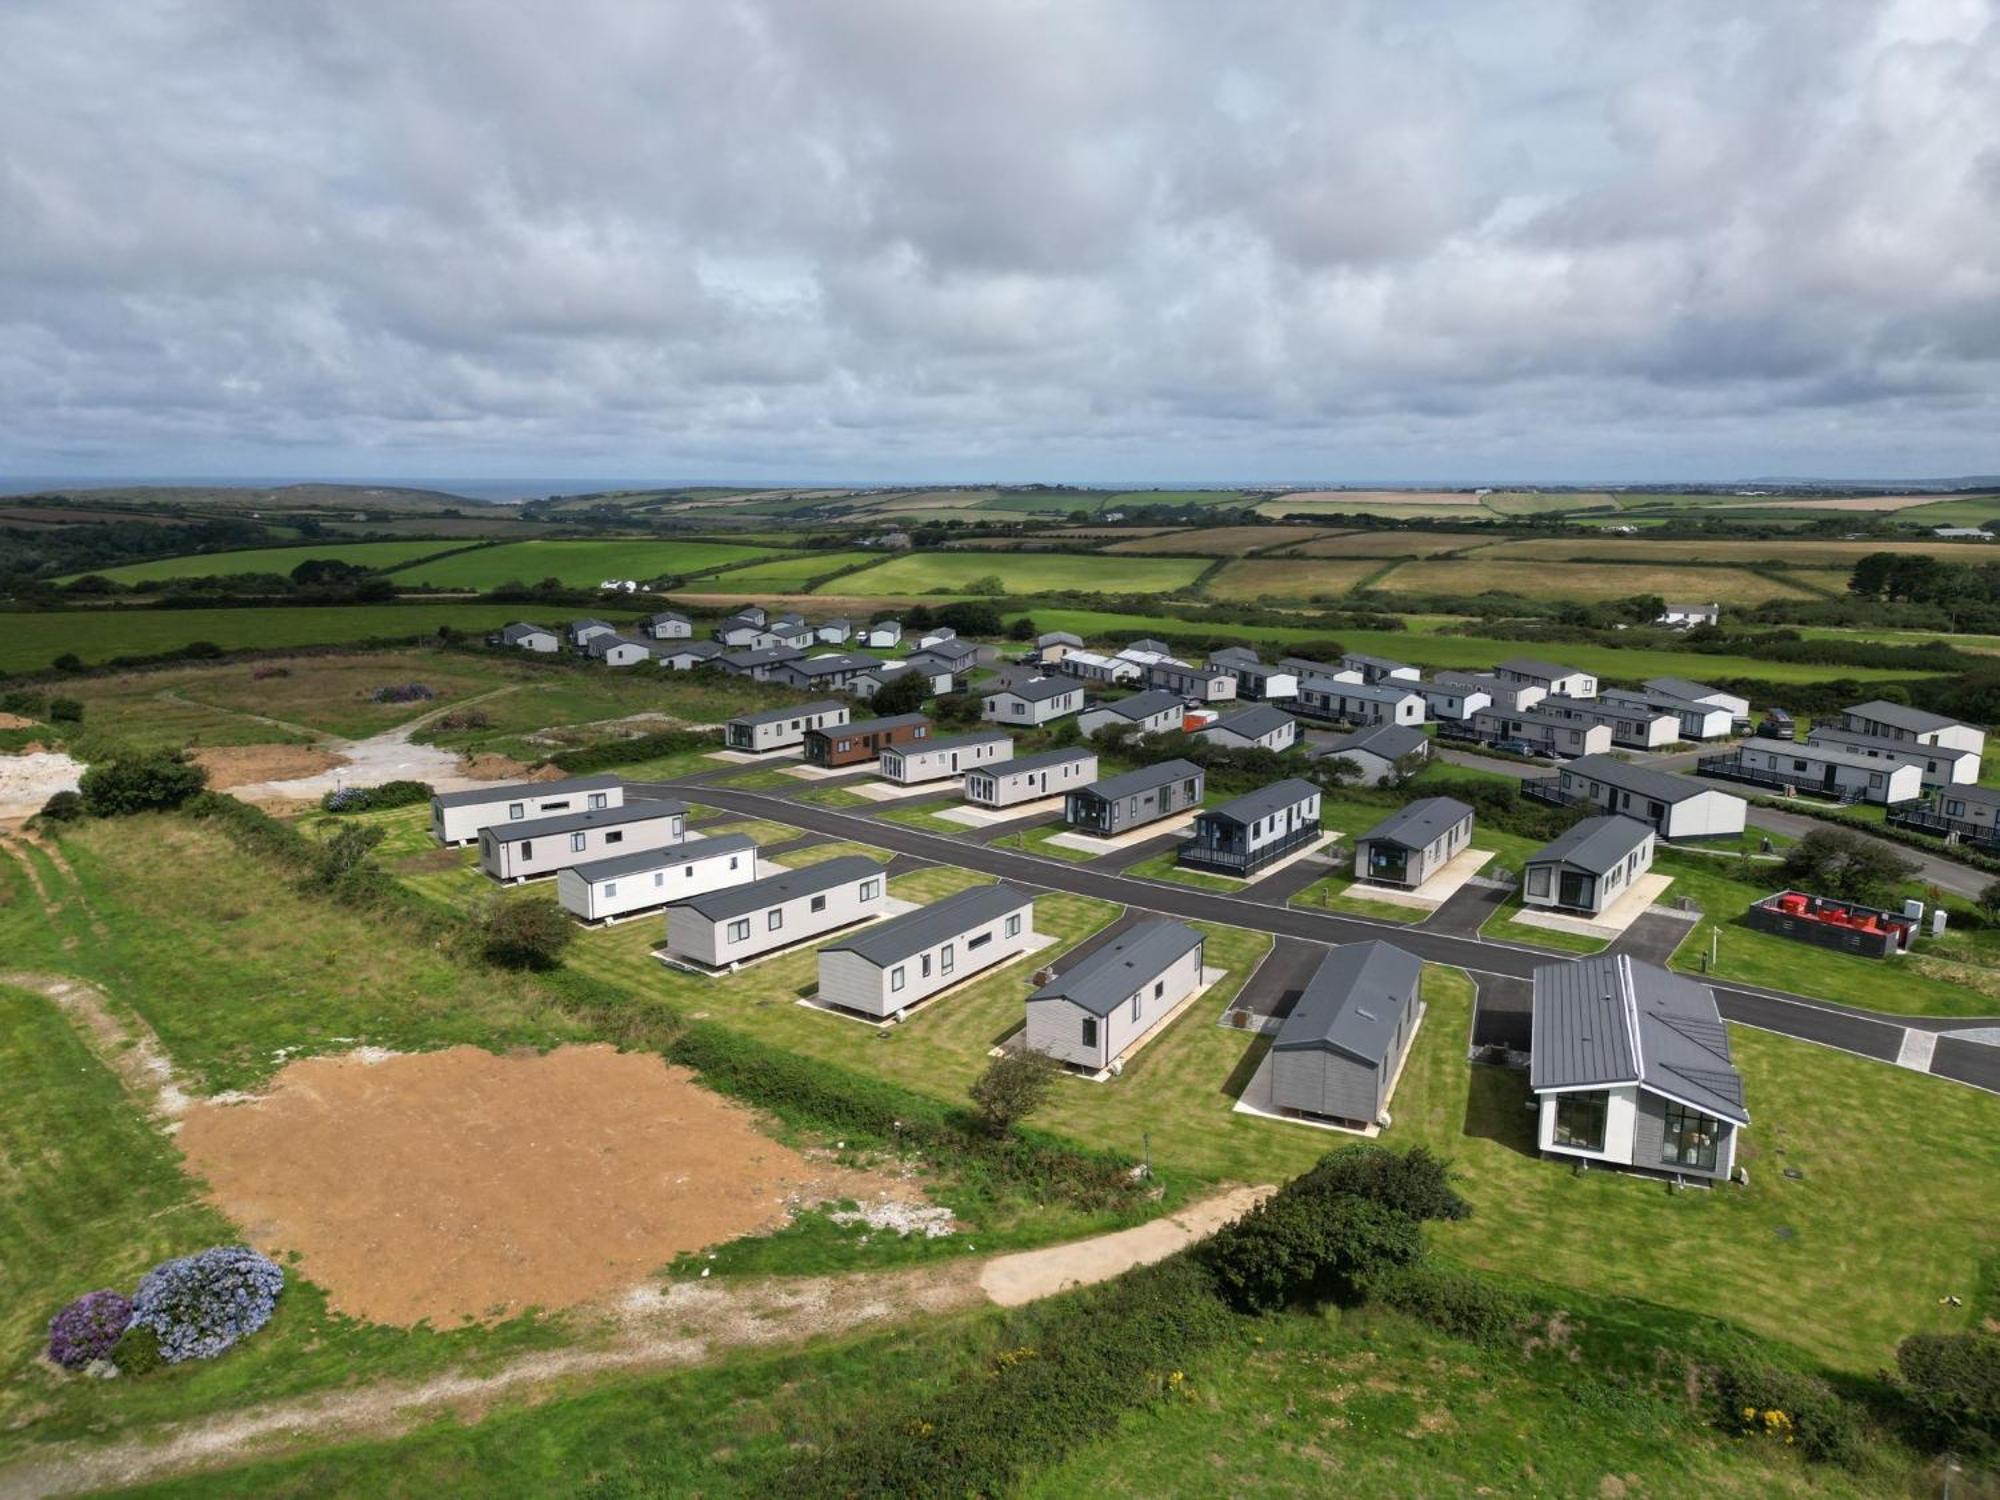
78, 750, 209, 816
1779, 827, 1920, 906
431, 708, 490, 732
130, 1246, 284, 1363
1705, 1350, 1863, 1464
1287, 1145, 1472, 1224
318, 779, 432, 814
0, 689, 48, 717
111, 1324, 165, 1376
482, 898, 574, 969
546, 727, 720, 775
47, 696, 83, 723
1897, 1331, 2000, 1451
38, 790, 84, 823
51, 652, 84, 672
46, 1290, 133, 1369
1200, 1193, 1425, 1315
1368, 1263, 1527, 1345
968, 1048, 1060, 1136
250, 665, 291, 680
370, 682, 435, 704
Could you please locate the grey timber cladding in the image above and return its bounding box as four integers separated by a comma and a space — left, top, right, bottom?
1272, 940, 1421, 1063
675, 855, 881, 922
1078, 758, 1202, 801
820, 883, 1033, 966
1530, 955, 1748, 1122
1027, 919, 1203, 1016
1359, 796, 1474, 850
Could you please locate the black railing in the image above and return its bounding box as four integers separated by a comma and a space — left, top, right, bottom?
1694, 755, 1865, 803
1434, 720, 1483, 743
1886, 807, 2000, 851
1178, 821, 1321, 876
1520, 779, 1573, 808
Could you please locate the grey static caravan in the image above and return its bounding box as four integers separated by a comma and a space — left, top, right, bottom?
879, 730, 1014, 784
1064, 759, 1205, 837
1726, 737, 1924, 804
431, 773, 625, 847
981, 676, 1084, 726
724, 700, 850, 754
1803, 725, 1980, 790
1418, 676, 1494, 722
1023, 919, 1205, 1073
557, 834, 759, 923
1268, 941, 1423, 1129
1353, 797, 1474, 889
1194, 704, 1297, 753
667, 856, 887, 970
1468, 706, 1614, 758
816, 883, 1038, 1019
1546, 755, 1746, 840
1178, 777, 1321, 877
479, 799, 687, 883
1145, 661, 1238, 701
1521, 815, 1655, 917
1539, 694, 1679, 750
1075, 689, 1186, 738
963, 748, 1098, 808
1207, 647, 1299, 702
1338, 652, 1421, 685
494, 622, 560, 652
1837, 700, 1985, 758
1601, 687, 1734, 741
1294, 677, 1427, 728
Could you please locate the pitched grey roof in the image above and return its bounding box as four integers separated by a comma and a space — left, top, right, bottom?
1315, 723, 1430, 762
1207, 646, 1263, 667
820, 883, 1033, 966
902, 652, 961, 675
585, 633, 651, 658
1342, 652, 1411, 672
647, 611, 690, 626
1094, 689, 1186, 721
731, 699, 846, 728
720, 646, 805, 669
1643, 677, 1727, 702
889, 730, 1010, 756
433, 772, 623, 810
1314, 679, 1421, 705
499, 622, 554, 642
1812, 726, 1975, 761
1946, 785, 2000, 808
989, 676, 1078, 704
1037, 631, 1084, 647
1558, 754, 1716, 804
1278, 655, 1343, 677
820, 713, 929, 736
1530, 954, 1748, 1124
677, 855, 881, 921
1201, 705, 1294, 740
1497, 657, 1588, 681
925, 637, 978, 661
1201, 777, 1319, 827
1273, 941, 1421, 1064
661, 640, 724, 661
1740, 735, 1919, 773
783, 653, 878, 679
570, 617, 615, 633
486, 799, 684, 843
1526, 815, 1652, 875
1027, 919, 1203, 1017
1843, 699, 1959, 734
1075, 758, 1201, 802
572, 833, 757, 883
1358, 796, 1473, 850
986, 748, 1094, 777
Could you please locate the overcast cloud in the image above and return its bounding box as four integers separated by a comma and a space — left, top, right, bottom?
2, 0, 1997, 483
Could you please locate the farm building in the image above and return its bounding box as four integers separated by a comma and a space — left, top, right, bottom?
1644, 678, 1749, 722
1706, 737, 1923, 804
880, 730, 1013, 785
1530, 954, 1747, 1182
1077, 689, 1188, 738
1536, 754, 1746, 840
981, 676, 1084, 726
1353, 797, 1474, 889
1339, 652, 1421, 685
1065, 759, 1205, 837
1146, 661, 1238, 701
1495, 657, 1598, 699
1207, 647, 1299, 702
769, 652, 880, 693
557, 834, 759, 923
1805, 725, 1981, 789
1058, 649, 1144, 685
1195, 704, 1297, 753
1465, 706, 1613, 757
1521, 816, 1656, 917
1023, 919, 1206, 1073
494, 622, 559, 652
866, 620, 903, 648
645, 611, 692, 640
964, 748, 1098, 808
1268, 942, 1423, 1128
803, 713, 931, 769
1179, 778, 1322, 877
1836, 701, 1985, 757
1418, 675, 1494, 723
479, 800, 688, 883
1539, 694, 1679, 750
668, 856, 886, 970
817, 883, 1038, 1019
567, 618, 617, 648
657, 640, 725, 671
1655, 602, 1720, 628
431, 773, 626, 847
1312, 724, 1431, 785
724, 700, 850, 754
584, 634, 652, 667
815, 618, 852, 644
1295, 677, 1427, 728
1602, 686, 1733, 741
718, 645, 805, 680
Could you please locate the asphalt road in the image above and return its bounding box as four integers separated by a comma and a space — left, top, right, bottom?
651, 777, 2000, 1094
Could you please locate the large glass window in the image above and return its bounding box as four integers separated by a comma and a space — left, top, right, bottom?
1552, 1091, 1608, 1151
1661, 1104, 1722, 1171
1526, 866, 1550, 897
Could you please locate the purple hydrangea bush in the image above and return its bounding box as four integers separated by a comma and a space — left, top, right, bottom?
370, 682, 435, 704
46, 1290, 133, 1369
130, 1247, 285, 1363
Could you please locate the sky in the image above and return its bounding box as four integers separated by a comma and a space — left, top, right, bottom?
3, 0, 1998, 487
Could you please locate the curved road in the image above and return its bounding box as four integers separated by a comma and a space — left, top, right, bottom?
645, 778, 2000, 1095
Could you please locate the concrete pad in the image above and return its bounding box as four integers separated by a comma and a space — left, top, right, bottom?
1895, 1028, 1939, 1072
939, 794, 1066, 827
1046, 816, 1196, 855
708, 748, 803, 764
1232, 1007, 1427, 1136
657, 896, 918, 975
1510, 871, 1680, 941
850, 778, 959, 801
1351, 846, 1495, 912
796, 931, 1058, 1027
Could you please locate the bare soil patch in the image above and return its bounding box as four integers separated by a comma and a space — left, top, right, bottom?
458, 751, 545, 782
189, 743, 348, 788
0, 712, 35, 730
174, 1044, 918, 1327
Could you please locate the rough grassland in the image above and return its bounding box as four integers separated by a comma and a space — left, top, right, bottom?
1375, 558, 1830, 604
822, 552, 1206, 597
1286, 530, 1498, 557
1203, 558, 1390, 601
386, 539, 776, 587
65, 540, 467, 585
1477, 535, 2000, 566
710, 551, 878, 589
1101, 525, 1332, 556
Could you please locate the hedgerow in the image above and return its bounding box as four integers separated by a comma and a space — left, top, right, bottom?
545, 726, 720, 774
320, 778, 432, 813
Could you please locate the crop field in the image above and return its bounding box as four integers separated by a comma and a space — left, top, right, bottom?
823, 551, 1205, 596
1466, 536, 1995, 566
1893, 494, 2000, 526
385, 539, 777, 588
708, 551, 878, 590
1102, 525, 1333, 556
970, 488, 1254, 515
1478, 489, 1618, 515
1283, 530, 1499, 557
1374, 558, 1835, 604
1202, 558, 1386, 601
67, 540, 467, 584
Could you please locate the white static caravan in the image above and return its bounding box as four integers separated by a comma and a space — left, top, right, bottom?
880, 731, 1014, 785
1076, 689, 1187, 738
1495, 657, 1599, 700
1731, 737, 1924, 805
1540, 694, 1679, 750
724, 700, 850, 754
1602, 687, 1733, 742
479, 800, 688, 883
1643, 677, 1750, 723
495, 622, 560, 652
1146, 661, 1238, 702
667, 856, 887, 970
1551, 755, 1746, 840
981, 677, 1084, 726
557, 834, 759, 923
1521, 816, 1655, 917
816, 883, 1038, 1019
431, 774, 625, 847
1023, 919, 1206, 1073
963, 748, 1098, 808
1419, 676, 1494, 723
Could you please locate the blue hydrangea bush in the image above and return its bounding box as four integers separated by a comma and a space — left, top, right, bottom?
129, 1247, 285, 1363
46, 1289, 133, 1368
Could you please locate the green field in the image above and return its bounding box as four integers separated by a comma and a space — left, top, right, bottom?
387, 539, 777, 587
708, 551, 878, 590
67, 540, 468, 585
1204, 557, 1396, 601
826, 551, 1206, 596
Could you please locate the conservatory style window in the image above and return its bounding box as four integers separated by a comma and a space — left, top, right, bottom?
1661, 1103, 1721, 1172
1552, 1090, 1608, 1152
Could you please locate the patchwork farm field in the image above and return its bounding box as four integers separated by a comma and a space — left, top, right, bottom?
1203, 558, 1386, 601
824, 551, 1205, 596
1469, 536, 2000, 566
386, 539, 777, 587
67, 540, 467, 584
1102, 525, 1334, 555
1284, 530, 1499, 557
1374, 558, 1839, 604
708, 551, 878, 590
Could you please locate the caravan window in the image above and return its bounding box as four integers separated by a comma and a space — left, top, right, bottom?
727, 918, 750, 942
1080, 1016, 1097, 1048
570, 832, 587, 853
588, 793, 607, 810
810, 895, 827, 913
1005, 914, 1021, 938
508, 803, 525, 820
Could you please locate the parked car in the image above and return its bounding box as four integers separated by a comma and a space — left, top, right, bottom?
1491, 738, 1544, 758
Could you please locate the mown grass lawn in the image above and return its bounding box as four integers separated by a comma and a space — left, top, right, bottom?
988, 820, 1100, 862
1120, 850, 1240, 891
1288, 874, 1426, 923
1477, 898, 1611, 954
1393, 969, 2000, 1372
